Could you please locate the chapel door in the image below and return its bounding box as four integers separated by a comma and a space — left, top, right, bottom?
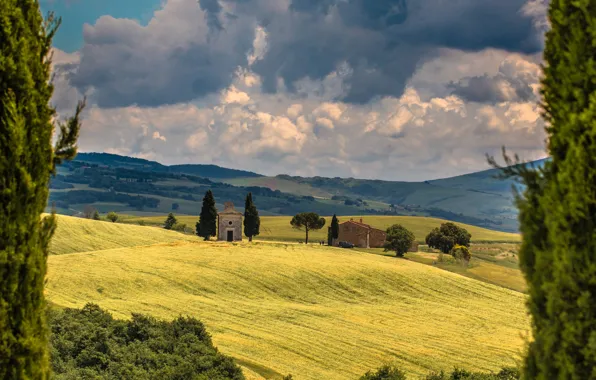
227, 230, 234, 242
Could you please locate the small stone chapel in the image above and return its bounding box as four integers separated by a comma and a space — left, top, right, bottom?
218, 201, 243, 242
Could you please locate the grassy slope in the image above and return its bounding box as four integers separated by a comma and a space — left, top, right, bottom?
46, 229, 530, 379
122, 215, 521, 243
49, 214, 197, 255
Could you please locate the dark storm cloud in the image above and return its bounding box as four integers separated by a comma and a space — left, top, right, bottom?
198, 0, 224, 30
448, 74, 536, 103
66, 0, 545, 108
248, 0, 543, 104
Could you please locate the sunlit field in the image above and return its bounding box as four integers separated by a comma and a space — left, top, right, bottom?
120, 214, 521, 243
48, 214, 197, 255
46, 218, 530, 379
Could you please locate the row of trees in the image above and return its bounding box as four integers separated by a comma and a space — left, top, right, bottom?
194, 190, 261, 241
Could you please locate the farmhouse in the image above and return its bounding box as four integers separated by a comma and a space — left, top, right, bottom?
333, 218, 418, 251
218, 201, 243, 242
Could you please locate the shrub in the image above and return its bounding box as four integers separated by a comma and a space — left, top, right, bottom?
173, 223, 188, 233
451, 244, 471, 264
48, 304, 245, 379
360, 365, 407, 380
106, 211, 119, 223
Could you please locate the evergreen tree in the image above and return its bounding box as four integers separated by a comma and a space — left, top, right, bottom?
0, 2, 85, 377
196, 190, 217, 241
92, 210, 101, 220
243, 193, 260, 242
164, 213, 177, 230
330, 214, 339, 241
488, 1, 596, 377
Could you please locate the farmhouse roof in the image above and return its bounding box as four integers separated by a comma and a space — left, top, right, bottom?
340, 219, 385, 234
218, 201, 242, 215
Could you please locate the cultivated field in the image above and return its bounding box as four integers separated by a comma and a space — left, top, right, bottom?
46, 218, 530, 380
48, 214, 197, 255
121, 215, 521, 243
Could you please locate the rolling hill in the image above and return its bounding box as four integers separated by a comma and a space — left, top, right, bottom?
48, 214, 197, 255
50, 152, 548, 232
46, 217, 530, 380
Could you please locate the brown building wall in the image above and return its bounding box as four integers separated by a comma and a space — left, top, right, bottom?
337, 222, 370, 248
369, 229, 387, 248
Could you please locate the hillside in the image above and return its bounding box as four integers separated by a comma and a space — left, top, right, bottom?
49, 152, 548, 232
48, 214, 197, 255
122, 215, 521, 243
46, 234, 530, 379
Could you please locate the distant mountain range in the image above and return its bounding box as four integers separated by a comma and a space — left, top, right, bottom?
48, 152, 547, 233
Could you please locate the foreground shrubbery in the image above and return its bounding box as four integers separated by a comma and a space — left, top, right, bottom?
361, 365, 519, 380
48, 304, 245, 379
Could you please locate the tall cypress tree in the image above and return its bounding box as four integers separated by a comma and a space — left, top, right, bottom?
489, 1, 596, 377
0, 3, 85, 378
196, 190, 217, 241
243, 193, 260, 242
330, 214, 339, 241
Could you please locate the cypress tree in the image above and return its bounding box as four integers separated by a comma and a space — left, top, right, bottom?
330, 214, 339, 242
243, 193, 260, 242
196, 190, 217, 241
489, 1, 596, 377
0, 2, 85, 378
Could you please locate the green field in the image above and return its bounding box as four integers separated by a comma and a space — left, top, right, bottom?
121, 214, 521, 243
46, 217, 529, 379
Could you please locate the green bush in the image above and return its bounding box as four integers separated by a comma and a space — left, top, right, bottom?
451, 244, 471, 263
360, 365, 407, 380
106, 211, 119, 223
173, 223, 188, 233
48, 304, 245, 379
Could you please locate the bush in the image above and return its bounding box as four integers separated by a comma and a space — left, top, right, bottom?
48, 304, 245, 379
106, 212, 119, 223
360, 365, 407, 380
173, 223, 188, 233
451, 245, 471, 264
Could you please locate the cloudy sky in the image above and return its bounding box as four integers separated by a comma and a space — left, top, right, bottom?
43, 0, 550, 181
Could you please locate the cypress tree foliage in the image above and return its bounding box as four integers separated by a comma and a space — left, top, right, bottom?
488, 1, 596, 377
196, 190, 217, 241
0, 2, 85, 378
330, 214, 339, 241
243, 193, 260, 242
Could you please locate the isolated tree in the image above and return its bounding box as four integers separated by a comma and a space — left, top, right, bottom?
171, 202, 179, 211
487, 1, 596, 377
106, 212, 119, 223
383, 224, 415, 258
0, 2, 85, 377
425, 222, 471, 254
92, 210, 101, 220
330, 214, 339, 241
164, 213, 177, 230
196, 190, 217, 241
290, 212, 326, 244
243, 193, 260, 242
